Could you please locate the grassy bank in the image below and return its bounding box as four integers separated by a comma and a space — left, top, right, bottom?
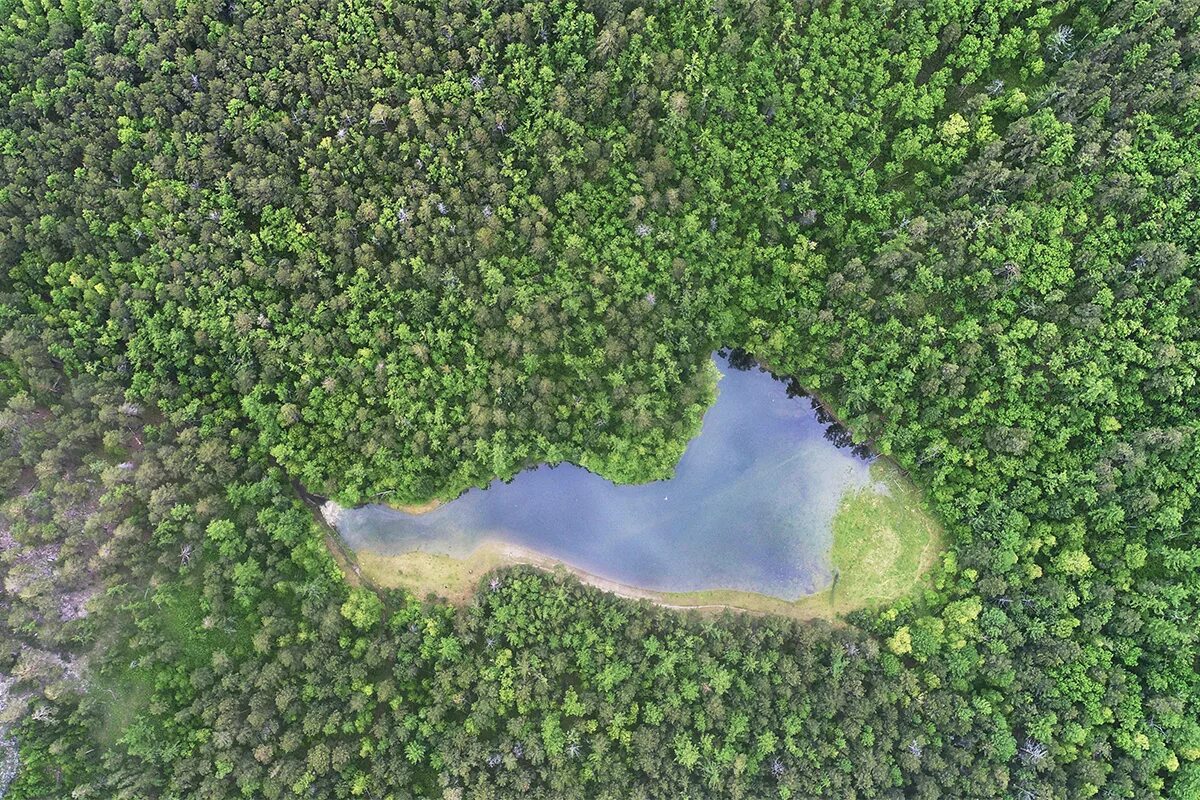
346, 459, 943, 620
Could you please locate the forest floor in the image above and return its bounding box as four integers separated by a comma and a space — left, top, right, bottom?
345, 459, 944, 621
93, 578, 256, 747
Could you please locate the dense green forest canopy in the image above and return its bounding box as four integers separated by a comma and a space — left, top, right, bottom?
1, 0, 1199, 798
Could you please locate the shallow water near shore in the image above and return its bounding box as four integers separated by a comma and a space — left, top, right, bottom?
333, 352, 875, 601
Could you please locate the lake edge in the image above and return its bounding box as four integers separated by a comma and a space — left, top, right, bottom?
321, 460, 943, 620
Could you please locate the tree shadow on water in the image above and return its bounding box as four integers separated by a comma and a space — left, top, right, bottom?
718, 347, 873, 459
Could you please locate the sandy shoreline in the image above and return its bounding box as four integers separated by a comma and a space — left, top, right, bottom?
350, 538, 846, 619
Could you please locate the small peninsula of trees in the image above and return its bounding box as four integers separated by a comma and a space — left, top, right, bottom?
1, 0, 1199, 798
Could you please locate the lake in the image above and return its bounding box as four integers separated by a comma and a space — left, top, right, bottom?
329, 351, 876, 601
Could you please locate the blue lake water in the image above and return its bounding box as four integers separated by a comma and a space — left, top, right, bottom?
332, 352, 874, 600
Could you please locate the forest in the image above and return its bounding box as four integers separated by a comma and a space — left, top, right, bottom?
1, 0, 1198, 797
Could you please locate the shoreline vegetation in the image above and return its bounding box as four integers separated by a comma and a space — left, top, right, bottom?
350, 357, 722, 514
388, 498, 443, 515
321, 459, 943, 620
